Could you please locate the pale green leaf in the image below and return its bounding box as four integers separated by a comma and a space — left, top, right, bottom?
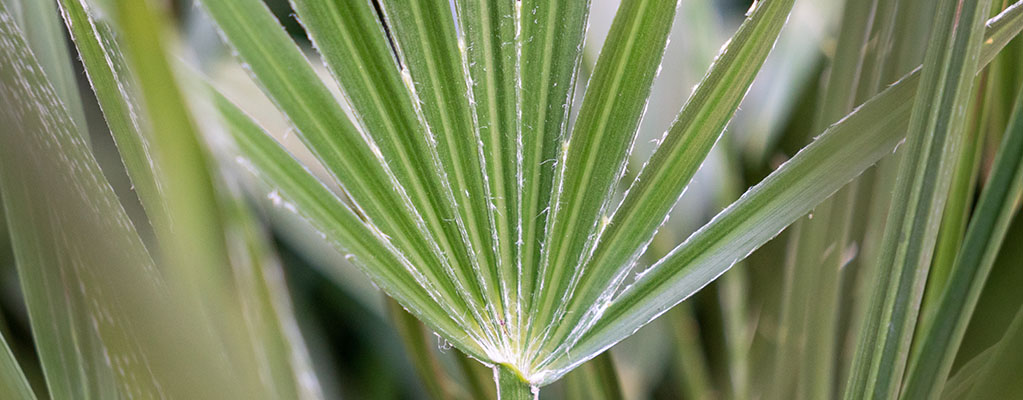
7, 0, 88, 135
0, 6, 243, 396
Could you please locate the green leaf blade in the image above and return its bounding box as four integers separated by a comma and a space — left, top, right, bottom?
537, 0, 795, 365
57, 0, 168, 233
210, 86, 491, 361
528, 0, 679, 362
198, 0, 494, 348
291, 0, 500, 348
516, 0, 591, 346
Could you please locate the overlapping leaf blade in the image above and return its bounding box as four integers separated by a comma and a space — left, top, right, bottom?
539, 2, 1023, 383
0, 330, 35, 399
290, 0, 498, 344
900, 83, 1023, 400
772, 0, 895, 397
209, 85, 490, 360
52, 0, 324, 397
56, 0, 168, 233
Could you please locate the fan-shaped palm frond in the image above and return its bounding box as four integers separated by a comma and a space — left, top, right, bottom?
198, 0, 798, 390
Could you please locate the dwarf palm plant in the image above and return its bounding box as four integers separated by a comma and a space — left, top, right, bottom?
2, 0, 1023, 398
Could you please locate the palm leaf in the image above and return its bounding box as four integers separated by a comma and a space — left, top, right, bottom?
209, 84, 490, 359
198, 0, 497, 349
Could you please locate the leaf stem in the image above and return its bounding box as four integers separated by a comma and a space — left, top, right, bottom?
495, 364, 535, 400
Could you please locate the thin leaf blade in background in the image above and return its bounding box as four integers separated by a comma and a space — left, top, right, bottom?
900, 82, 1023, 400
0, 6, 243, 396
216, 183, 325, 400
844, 0, 992, 397
772, 0, 892, 397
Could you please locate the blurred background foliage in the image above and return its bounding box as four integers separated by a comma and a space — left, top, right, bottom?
1, 0, 1021, 398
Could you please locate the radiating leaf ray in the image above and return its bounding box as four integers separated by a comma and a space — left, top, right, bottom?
208, 85, 491, 360
290, 0, 499, 347
372, 0, 508, 351
452, 0, 519, 343
528, 0, 680, 361
197, 0, 493, 346
515, 0, 591, 347
537, 0, 794, 366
